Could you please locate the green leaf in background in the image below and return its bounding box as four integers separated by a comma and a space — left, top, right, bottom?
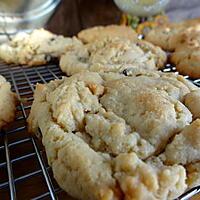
127, 15, 140, 29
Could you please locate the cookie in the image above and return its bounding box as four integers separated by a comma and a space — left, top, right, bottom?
184, 90, 200, 119
60, 37, 167, 75
0, 75, 17, 129
78, 25, 138, 43
0, 29, 82, 66
186, 162, 200, 189
170, 26, 200, 78
145, 18, 200, 51
28, 71, 197, 200
145, 24, 182, 51
146, 18, 200, 78
162, 119, 200, 165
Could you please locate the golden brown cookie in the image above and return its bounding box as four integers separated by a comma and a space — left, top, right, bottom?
187, 162, 200, 189
78, 25, 138, 43
146, 18, 200, 78
0, 75, 17, 129
145, 18, 200, 51
184, 90, 200, 119
60, 37, 167, 75
28, 71, 198, 200
0, 29, 82, 66
145, 24, 182, 51
170, 26, 200, 78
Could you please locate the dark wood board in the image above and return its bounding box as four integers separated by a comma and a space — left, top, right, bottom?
47, 0, 200, 36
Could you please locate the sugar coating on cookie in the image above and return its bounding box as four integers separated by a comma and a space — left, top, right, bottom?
27, 70, 199, 200
0, 29, 82, 66
0, 75, 16, 129
60, 37, 167, 75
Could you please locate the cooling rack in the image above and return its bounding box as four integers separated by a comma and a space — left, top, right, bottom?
0, 62, 75, 200
0, 62, 199, 200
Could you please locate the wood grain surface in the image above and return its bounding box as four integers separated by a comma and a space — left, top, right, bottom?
47, 0, 121, 36
46, 0, 200, 35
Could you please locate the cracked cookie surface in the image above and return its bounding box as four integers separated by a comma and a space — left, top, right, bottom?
60, 37, 166, 76
27, 70, 200, 200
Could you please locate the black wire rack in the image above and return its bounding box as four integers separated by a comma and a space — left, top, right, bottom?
0, 62, 199, 200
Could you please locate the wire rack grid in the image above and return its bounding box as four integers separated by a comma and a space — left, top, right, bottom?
0, 63, 76, 200
0, 62, 199, 200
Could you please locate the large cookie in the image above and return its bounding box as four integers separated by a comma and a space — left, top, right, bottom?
0, 29, 82, 66
78, 25, 138, 43
60, 37, 167, 75
145, 18, 200, 51
0, 75, 17, 129
145, 24, 182, 51
145, 18, 200, 78
28, 70, 199, 200
170, 26, 200, 78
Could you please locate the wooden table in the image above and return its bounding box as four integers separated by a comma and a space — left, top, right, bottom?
46, 0, 200, 36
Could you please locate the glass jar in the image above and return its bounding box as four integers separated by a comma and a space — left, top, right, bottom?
114, 0, 170, 17
0, 0, 61, 41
